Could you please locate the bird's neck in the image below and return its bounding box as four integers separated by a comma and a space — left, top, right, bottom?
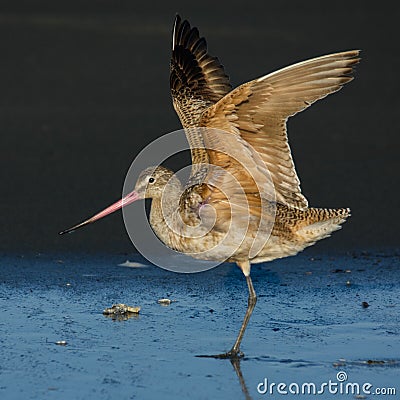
150, 197, 177, 224
149, 191, 182, 249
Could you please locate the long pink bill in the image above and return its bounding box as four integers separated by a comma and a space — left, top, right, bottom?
59, 190, 140, 235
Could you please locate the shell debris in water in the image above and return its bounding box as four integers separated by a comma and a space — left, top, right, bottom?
157, 298, 174, 306
103, 303, 141, 315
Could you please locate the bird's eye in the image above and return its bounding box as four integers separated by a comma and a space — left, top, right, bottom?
148, 177, 155, 184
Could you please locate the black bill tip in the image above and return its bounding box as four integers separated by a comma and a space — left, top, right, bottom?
59, 227, 76, 235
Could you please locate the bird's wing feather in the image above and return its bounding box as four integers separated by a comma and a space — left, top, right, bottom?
180, 128, 275, 244
199, 50, 360, 210
170, 15, 232, 178
170, 15, 231, 128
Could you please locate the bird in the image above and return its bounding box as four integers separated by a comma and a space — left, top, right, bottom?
60, 15, 360, 358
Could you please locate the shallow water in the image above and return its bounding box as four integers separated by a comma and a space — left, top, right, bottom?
0, 251, 399, 399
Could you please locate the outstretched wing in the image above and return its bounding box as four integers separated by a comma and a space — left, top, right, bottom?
199, 50, 360, 210
170, 15, 232, 178
170, 15, 231, 128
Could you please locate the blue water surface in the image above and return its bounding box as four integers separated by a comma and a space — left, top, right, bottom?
0, 251, 399, 399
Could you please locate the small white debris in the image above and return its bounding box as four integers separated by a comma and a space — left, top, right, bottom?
157, 298, 173, 306
118, 260, 148, 268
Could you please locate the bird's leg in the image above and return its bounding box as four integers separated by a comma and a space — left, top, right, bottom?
216, 272, 257, 359
200, 261, 256, 359
229, 274, 257, 356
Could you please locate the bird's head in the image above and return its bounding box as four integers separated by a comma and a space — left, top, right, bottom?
134, 166, 180, 200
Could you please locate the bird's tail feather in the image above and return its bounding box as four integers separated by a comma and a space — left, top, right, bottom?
296, 207, 351, 245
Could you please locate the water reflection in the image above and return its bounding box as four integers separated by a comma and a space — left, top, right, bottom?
196, 354, 253, 399
103, 312, 140, 322
230, 358, 253, 400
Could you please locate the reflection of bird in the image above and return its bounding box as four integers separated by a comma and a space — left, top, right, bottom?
60, 15, 359, 358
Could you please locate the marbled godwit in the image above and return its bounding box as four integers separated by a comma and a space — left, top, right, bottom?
60, 15, 359, 358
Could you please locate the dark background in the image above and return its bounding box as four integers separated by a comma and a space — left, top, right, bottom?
0, 1, 398, 254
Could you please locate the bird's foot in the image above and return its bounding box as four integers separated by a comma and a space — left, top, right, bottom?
196, 349, 244, 360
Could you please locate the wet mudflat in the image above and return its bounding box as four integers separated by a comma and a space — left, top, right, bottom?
0, 251, 399, 399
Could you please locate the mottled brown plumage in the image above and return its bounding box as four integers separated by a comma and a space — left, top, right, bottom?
170, 14, 232, 127
60, 15, 359, 358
